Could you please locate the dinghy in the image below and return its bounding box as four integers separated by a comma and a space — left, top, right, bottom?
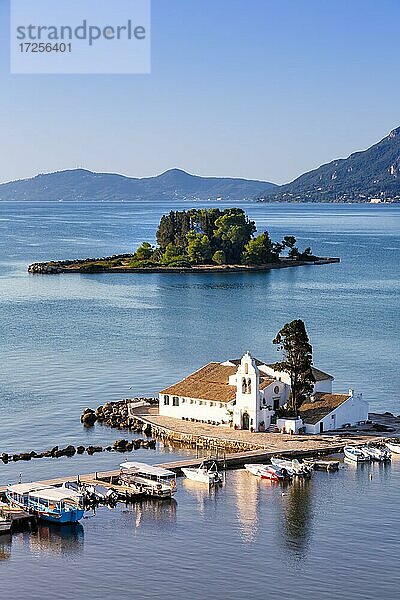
244, 464, 286, 482
271, 457, 312, 477
343, 446, 370, 462
305, 459, 340, 472
182, 461, 222, 485
361, 446, 391, 461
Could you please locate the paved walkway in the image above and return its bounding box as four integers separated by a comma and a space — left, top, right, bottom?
131, 405, 384, 452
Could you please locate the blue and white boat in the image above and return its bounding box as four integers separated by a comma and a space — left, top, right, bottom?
6, 483, 85, 524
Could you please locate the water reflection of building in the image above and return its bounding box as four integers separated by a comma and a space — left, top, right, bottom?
28, 523, 84, 556
231, 470, 260, 543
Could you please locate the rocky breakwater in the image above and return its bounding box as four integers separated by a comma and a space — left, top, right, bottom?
28, 253, 134, 274
80, 398, 157, 435
1, 437, 156, 465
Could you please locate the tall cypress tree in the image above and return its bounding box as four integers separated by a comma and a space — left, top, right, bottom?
273, 320, 315, 415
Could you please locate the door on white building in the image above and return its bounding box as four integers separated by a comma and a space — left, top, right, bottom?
319, 422, 324, 433
242, 412, 250, 430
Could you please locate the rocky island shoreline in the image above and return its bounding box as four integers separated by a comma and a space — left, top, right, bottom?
28, 254, 340, 274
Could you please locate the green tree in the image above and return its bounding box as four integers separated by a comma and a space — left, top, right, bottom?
241, 231, 279, 265
298, 246, 314, 261
133, 242, 156, 262
212, 250, 226, 265
161, 243, 187, 265
186, 232, 212, 264
272, 320, 315, 414
213, 208, 256, 263
282, 235, 297, 250
156, 211, 192, 249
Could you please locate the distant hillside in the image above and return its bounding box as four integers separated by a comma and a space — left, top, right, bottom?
259, 126, 400, 202
0, 168, 276, 202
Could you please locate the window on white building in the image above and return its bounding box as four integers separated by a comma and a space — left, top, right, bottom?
164, 395, 170, 405
172, 396, 179, 406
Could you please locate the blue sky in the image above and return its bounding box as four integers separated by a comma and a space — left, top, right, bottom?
1, 0, 400, 184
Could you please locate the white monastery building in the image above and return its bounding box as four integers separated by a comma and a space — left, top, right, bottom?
159, 352, 368, 434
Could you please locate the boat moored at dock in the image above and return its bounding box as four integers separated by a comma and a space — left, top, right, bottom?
244, 464, 287, 481
182, 461, 222, 485
6, 484, 85, 524
271, 457, 312, 477
304, 459, 340, 472
344, 446, 370, 462
360, 446, 391, 461
119, 462, 177, 498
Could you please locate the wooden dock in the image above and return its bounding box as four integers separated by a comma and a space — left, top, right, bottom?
0, 442, 348, 500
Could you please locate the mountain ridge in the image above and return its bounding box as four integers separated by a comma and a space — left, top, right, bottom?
259, 126, 400, 202
0, 168, 276, 202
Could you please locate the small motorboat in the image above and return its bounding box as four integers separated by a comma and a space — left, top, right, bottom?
385, 442, 400, 454
244, 464, 286, 482
361, 446, 391, 461
343, 446, 370, 462
305, 459, 340, 472
63, 481, 119, 505
182, 461, 222, 485
271, 457, 312, 477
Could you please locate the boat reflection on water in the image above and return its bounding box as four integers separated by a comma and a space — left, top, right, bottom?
182, 476, 222, 514
278, 476, 314, 558
0, 534, 12, 561
28, 522, 84, 556
123, 498, 177, 530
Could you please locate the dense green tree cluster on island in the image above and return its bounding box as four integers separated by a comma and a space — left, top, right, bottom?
130, 208, 315, 268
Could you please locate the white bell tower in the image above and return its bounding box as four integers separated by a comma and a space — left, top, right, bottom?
233, 352, 260, 430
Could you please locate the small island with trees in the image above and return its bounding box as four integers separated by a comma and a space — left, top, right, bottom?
28, 207, 339, 274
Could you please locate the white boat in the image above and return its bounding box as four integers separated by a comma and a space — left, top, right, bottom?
361, 446, 391, 461
182, 461, 222, 485
119, 462, 177, 498
244, 464, 286, 482
271, 457, 312, 477
385, 442, 400, 454
343, 446, 370, 462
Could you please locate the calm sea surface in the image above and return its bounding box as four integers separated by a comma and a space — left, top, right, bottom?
0, 201, 399, 599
